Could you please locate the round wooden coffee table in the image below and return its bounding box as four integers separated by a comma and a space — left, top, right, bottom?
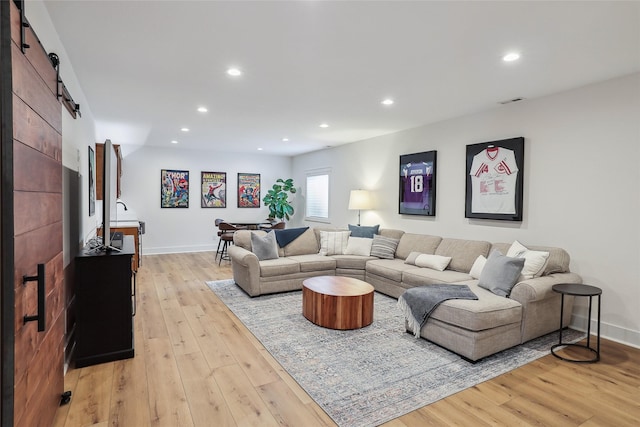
302, 276, 374, 330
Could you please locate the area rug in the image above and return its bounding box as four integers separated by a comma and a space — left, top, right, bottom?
207, 279, 584, 427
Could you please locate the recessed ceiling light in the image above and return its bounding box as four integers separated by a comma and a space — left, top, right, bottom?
381, 99, 394, 105
227, 67, 242, 76
181, 127, 189, 132
503, 52, 520, 62
319, 123, 329, 128
257, 147, 263, 151
197, 106, 208, 113
282, 138, 289, 142
171, 140, 178, 144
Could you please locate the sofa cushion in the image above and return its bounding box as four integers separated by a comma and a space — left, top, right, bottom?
331, 254, 376, 270
478, 250, 525, 297
379, 228, 405, 240
431, 283, 522, 331
402, 268, 473, 286
250, 231, 279, 261
344, 237, 373, 256
283, 227, 320, 256
370, 235, 400, 259
366, 258, 419, 282
259, 258, 300, 277
348, 224, 380, 238
288, 254, 337, 272
319, 231, 351, 256
435, 238, 491, 273
395, 233, 442, 260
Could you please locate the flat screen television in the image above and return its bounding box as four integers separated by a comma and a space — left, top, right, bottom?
101, 139, 119, 251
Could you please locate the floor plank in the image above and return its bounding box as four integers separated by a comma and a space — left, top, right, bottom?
56, 252, 640, 427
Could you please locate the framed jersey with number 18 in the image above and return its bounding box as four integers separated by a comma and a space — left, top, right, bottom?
399, 150, 437, 216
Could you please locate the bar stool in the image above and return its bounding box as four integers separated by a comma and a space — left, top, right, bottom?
218, 222, 241, 265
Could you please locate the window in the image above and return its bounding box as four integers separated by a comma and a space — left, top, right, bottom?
305, 169, 330, 222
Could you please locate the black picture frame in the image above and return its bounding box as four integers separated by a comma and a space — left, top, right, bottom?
161, 169, 190, 208
201, 171, 226, 208
237, 173, 260, 208
465, 137, 524, 221
399, 150, 437, 216
88, 146, 95, 216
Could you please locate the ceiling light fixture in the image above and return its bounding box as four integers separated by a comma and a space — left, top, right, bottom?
503, 52, 520, 62
171, 140, 178, 144
257, 147, 263, 151
381, 99, 394, 105
282, 138, 289, 142
227, 67, 242, 76
319, 123, 329, 128
197, 106, 208, 113
181, 127, 189, 132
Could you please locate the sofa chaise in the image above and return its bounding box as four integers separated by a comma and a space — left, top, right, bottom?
228, 227, 581, 361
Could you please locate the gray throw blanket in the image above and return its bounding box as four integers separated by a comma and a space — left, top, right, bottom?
397, 284, 478, 338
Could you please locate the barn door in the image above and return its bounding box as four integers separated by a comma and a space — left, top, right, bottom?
2, 2, 65, 426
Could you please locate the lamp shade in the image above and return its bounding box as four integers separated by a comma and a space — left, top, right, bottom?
348, 190, 372, 210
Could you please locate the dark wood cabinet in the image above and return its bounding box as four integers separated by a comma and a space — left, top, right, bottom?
74, 235, 135, 368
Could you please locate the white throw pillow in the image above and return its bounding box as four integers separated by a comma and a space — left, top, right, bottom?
469, 255, 487, 279
414, 254, 452, 271
507, 240, 550, 279
344, 237, 373, 256
319, 231, 351, 256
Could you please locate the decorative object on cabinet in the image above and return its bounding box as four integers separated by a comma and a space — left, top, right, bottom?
201, 171, 226, 208
465, 137, 524, 221
237, 173, 260, 208
88, 146, 95, 216
161, 169, 190, 208
399, 150, 437, 216
263, 178, 296, 220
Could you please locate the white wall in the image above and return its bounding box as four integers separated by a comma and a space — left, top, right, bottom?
119, 146, 292, 254
292, 73, 640, 348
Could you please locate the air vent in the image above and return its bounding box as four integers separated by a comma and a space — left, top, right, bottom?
499, 97, 525, 105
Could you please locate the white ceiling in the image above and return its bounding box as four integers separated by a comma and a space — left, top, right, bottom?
42, 1, 640, 156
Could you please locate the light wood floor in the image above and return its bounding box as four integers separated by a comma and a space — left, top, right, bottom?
54, 252, 640, 427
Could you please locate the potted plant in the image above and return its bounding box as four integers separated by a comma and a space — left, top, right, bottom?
263, 178, 296, 221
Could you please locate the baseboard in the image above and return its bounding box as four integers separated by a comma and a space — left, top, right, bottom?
144, 244, 216, 255
570, 313, 640, 349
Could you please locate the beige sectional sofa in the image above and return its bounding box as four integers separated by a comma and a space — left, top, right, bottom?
228, 227, 581, 361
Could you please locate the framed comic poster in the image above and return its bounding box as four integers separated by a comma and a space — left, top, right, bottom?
88, 146, 96, 216
465, 136, 524, 221
399, 150, 437, 216
201, 171, 226, 208
161, 169, 190, 208
237, 173, 260, 208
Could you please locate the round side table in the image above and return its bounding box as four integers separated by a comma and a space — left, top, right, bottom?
551, 283, 602, 363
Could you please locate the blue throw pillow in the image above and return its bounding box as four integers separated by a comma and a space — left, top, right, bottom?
348, 224, 380, 238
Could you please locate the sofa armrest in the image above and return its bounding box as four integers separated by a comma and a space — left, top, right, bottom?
228, 245, 261, 296
510, 272, 582, 304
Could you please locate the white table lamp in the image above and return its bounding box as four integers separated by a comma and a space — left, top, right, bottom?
348, 190, 372, 226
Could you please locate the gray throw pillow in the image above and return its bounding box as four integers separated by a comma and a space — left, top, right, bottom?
478, 250, 525, 297
370, 235, 399, 259
348, 224, 380, 238
250, 231, 279, 261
